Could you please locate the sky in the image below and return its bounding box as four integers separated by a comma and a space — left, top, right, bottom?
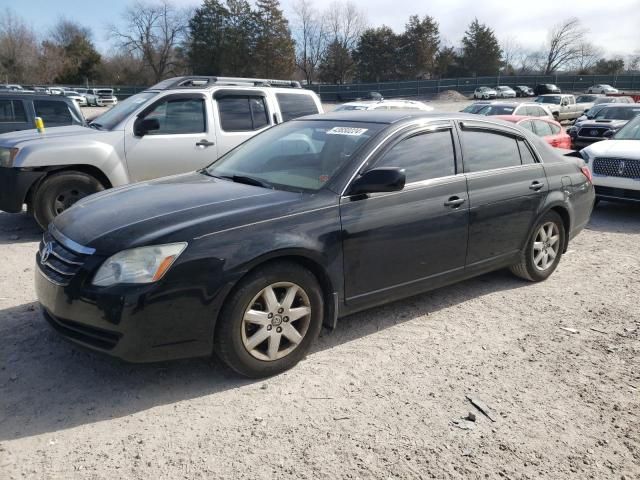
2, 0, 639, 58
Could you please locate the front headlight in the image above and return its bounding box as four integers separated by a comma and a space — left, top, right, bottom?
92, 243, 187, 287
0, 147, 19, 167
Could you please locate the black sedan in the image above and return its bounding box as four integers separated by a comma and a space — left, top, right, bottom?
534, 84, 561, 95
35, 112, 595, 377
514, 86, 534, 97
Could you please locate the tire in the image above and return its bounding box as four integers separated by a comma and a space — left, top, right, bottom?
32, 171, 104, 229
509, 211, 566, 282
214, 261, 324, 378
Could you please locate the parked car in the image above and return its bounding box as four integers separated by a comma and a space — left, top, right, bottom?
534, 94, 583, 122
475, 102, 553, 119
574, 103, 612, 128
64, 90, 87, 107
534, 84, 561, 95
0, 84, 24, 91
586, 84, 619, 94
49, 87, 65, 95
460, 101, 494, 114
580, 114, 640, 204
0, 76, 323, 228
574, 94, 603, 113
495, 86, 516, 98
568, 104, 640, 149
494, 115, 571, 149
513, 86, 535, 97
0, 92, 85, 134
34, 111, 594, 377
90, 88, 118, 107
333, 99, 433, 111
593, 96, 635, 106
473, 87, 497, 99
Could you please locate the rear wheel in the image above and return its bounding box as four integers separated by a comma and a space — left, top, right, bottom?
32, 171, 104, 229
510, 211, 565, 282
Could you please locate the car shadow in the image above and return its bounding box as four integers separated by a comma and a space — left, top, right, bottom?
0, 270, 526, 442
0, 212, 41, 245
586, 201, 640, 234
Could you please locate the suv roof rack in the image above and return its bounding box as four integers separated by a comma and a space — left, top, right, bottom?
152, 76, 302, 90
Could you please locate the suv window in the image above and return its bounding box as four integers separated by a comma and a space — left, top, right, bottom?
374, 129, 456, 183
143, 97, 206, 134
462, 130, 521, 172
33, 100, 73, 125
0, 100, 27, 123
218, 96, 270, 132
517, 139, 537, 165
276, 93, 319, 122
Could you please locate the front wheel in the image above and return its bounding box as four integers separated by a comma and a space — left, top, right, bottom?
214, 262, 324, 378
510, 211, 565, 282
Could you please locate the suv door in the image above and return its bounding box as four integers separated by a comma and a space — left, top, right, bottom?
0, 99, 29, 133
340, 123, 469, 307
459, 122, 548, 268
124, 93, 217, 182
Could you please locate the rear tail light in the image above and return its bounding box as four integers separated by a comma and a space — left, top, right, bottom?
581, 166, 592, 183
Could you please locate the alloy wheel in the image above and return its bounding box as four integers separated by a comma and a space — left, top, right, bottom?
532, 222, 560, 271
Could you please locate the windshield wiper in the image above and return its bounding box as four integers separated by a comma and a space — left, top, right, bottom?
223, 175, 273, 189
88, 122, 103, 130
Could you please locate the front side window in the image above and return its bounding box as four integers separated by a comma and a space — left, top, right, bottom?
142, 97, 206, 135
373, 130, 456, 183
217, 95, 269, 132
462, 130, 521, 172
276, 93, 319, 122
0, 100, 27, 123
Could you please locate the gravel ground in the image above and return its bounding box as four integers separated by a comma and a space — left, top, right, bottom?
0, 201, 639, 479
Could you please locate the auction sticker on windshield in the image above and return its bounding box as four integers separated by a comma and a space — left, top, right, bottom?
327, 127, 369, 136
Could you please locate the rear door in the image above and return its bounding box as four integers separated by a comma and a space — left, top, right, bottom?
459, 121, 548, 267
0, 98, 30, 133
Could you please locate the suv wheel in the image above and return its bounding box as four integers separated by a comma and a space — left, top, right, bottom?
32, 171, 104, 229
215, 262, 323, 378
510, 211, 565, 282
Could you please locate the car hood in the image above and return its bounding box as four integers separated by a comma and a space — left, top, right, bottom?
576, 119, 628, 129
52, 172, 309, 253
583, 139, 640, 159
0, 125, 96, 147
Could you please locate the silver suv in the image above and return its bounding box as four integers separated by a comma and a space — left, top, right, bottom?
0, 76, 323, 228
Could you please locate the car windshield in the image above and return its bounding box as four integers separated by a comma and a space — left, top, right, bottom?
90, 91, 157, 130
477, 105, 515, 115
205, 120, 384, 192
585, 105, 608, 117
613, 115, 640, 140
595, 107, 640, 120
535, 96, 561, 104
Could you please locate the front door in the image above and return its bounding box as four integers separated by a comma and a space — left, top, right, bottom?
124, 93, 217, 182
340, 125, 469, 307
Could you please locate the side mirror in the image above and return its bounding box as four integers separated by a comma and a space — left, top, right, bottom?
134, 117, 160, 137
603, 130, 615, 138
348, 167, 406, 196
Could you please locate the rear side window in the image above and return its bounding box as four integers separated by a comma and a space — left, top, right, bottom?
276, 93, 319, 122
0, 100, 27, 123
517, 139, 537, 165
374, 129, 456, 183
548, 123, 561, 134
462, 130, 521, 172
34, 100, 73, 125
218, 96, 269, 132
533, 120, 553, 136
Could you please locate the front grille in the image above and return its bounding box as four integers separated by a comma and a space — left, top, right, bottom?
593, 157, 640, 179
43, 309, 121, 350
37, 230, 90, 286
578, 127, 610, 138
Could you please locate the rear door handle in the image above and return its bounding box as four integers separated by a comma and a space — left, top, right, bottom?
529, 181, 545, 191
444, 196, 466, 208
196, 139, 215, 147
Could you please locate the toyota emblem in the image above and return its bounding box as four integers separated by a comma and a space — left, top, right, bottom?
40, 242, 53, 264
590, 129, 598, 136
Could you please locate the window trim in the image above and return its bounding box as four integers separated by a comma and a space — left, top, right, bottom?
137, 92, 208, 136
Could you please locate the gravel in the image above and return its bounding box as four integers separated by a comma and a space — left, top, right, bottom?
0, 201, 638, 479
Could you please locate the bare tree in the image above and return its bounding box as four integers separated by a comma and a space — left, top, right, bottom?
109, 0, 190, 83
500, 36, 525, 73
324, 0, 367, 50
292, 0, 326, 84
542, 17, 588, 74
0, 9, 39, 83
570, 42, 603, 73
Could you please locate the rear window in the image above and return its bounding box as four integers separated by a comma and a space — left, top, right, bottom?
0, 100, 27, 123
33, 100, 76, 125
276, 93, 319, 122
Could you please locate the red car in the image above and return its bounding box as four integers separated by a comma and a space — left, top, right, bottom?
493, 115, 571, 149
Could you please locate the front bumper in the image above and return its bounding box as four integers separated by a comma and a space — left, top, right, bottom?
0, 166, 45, 213
594, 186, 640, 203
570, 137, 604, 150
97, 98, 117, 106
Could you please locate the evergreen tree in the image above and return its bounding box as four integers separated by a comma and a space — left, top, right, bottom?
318, 40, 353, 84
188, 0, 229, 75
460, 18, 502, 76
354, 26, 400, 82
225, 0, 258, 76
399, 15, 440, 79
254, 0, 295, 78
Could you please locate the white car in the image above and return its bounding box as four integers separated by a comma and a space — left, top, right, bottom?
581, 114, 640, 204
333, 99, 433, 112
64, 90, 87, 107
587, 84, 619, 94
475, 102, 553, 119
473, 87, 497, 99
495, 86, 516, 98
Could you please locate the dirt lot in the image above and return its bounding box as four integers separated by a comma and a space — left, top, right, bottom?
0, 201, 639, 479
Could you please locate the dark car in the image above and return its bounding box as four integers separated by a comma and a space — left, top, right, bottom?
35, 111, 595, 377
514, 86, 534, 97
568, 104, 640, 149
534, 84, 561, 95
460, 101, 493, 114
0, 93, 85, 134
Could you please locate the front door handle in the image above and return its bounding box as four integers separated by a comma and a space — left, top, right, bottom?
444, 196, 466, 208
529, 181, 545, 191
196, 139, 215, 147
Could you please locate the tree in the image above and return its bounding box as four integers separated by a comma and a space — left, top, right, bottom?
110, 0, 190, 83
571, 42, 603, 73
50, 19, 101, 84
292, 0, 325, 84
322, 0, 366, 83
399, 15, 439, 79
354, 26, 399, 82
224, 0, 258, 76
542, 18, 587, 74
500, 36, 525, 75
253, 0, 295, 78
593, 58, 626, 75
460, 19, 501, 76
187, 0, 229, 75
318, 39, 353, 84
0, 9, 39, 83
